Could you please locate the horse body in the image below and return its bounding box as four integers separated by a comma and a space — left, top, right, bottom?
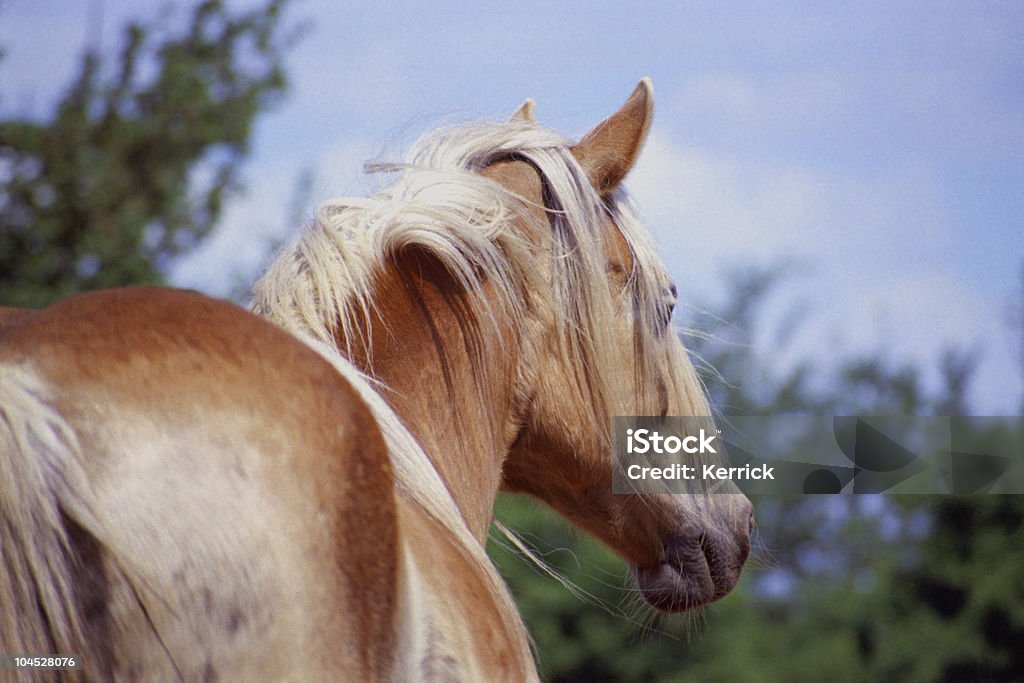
0, 289, 406, 678
1, 80, 752, 680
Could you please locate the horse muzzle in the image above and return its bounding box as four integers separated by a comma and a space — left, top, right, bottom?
631, 503, 754, 612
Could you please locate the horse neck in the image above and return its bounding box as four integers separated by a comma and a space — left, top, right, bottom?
344, 249, 524, 543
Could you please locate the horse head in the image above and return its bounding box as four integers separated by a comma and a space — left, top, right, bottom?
494, 80, 754, 612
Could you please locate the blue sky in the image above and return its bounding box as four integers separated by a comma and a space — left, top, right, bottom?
3, 1, 1022, 412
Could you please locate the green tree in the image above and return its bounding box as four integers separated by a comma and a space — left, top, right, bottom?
0, 0, 294, 307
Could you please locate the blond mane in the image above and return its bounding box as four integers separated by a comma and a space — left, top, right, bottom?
253, 117, 707, 424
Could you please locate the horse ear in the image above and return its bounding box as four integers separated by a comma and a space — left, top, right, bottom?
510, 98, 536, 123
571, 78, 653, 195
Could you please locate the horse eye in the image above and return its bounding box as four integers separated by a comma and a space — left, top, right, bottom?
655, 283, 677, 334
656, 302, 674, 333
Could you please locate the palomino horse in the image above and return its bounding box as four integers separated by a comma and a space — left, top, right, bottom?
0, 80, 753, 681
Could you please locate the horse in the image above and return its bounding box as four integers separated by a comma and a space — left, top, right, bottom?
0, 79, 753, 681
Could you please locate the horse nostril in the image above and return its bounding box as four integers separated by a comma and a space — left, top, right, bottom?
748, 508, 756, 536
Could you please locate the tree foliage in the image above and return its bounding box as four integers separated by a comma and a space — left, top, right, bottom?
0, 0, 294, 307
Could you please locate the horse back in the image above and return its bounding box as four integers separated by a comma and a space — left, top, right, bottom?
0, 305, 34, 328
0, 287, 400, 680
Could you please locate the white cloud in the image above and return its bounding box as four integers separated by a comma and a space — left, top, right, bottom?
627, 130, 1018, 413
630, 129, 956, 289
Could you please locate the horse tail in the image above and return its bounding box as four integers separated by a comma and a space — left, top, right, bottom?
0, 363, 94, 669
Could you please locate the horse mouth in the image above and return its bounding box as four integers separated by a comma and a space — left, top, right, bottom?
631, 531, 748, 612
